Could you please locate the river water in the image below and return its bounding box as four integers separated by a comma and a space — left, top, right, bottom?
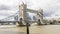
0, 25, 60, 34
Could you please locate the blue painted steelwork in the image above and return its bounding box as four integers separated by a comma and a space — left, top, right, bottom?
0, 11, 19, 21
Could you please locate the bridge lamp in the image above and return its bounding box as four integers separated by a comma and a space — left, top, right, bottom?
26, 17, 30, 34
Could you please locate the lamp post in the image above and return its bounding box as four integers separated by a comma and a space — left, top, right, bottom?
26, 22, 29, 34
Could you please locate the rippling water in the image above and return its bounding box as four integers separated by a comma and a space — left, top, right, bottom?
0, 25, 60, 34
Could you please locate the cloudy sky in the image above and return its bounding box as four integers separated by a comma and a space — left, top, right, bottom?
21, 0, 60, 18
0, 0, 19, 20
0, 0, 60, 20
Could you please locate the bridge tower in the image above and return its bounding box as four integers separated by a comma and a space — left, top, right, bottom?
18, 3, 27, 26
37, 8, 43, 25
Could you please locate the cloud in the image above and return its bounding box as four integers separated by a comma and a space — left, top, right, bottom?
0, 0, 60, 20
20, 0, 60, 16
0, 5, 10, 10
18, 0, 60, 19
0, 0, 19, 10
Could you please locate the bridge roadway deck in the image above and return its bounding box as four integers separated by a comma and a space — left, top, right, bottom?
0, 21, 19, 23
0, 25, 60, 34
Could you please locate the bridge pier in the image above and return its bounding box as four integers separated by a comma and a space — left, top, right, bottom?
17, 18, 25, 26
37, 19, 42, 25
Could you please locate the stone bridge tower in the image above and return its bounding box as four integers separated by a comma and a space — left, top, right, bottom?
37, 8, 43, 25
18, 3, 27, 25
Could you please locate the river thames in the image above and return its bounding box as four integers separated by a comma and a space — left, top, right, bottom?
0, 25, 60, 34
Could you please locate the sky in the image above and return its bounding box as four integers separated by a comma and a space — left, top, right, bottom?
19, 0, 60, 19
0, 0, 60, 20
0, 0, 19, 20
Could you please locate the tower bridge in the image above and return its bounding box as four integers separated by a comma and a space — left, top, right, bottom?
0, 3, 43, 26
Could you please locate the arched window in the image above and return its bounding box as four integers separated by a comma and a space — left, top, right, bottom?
33, 16, 37, 20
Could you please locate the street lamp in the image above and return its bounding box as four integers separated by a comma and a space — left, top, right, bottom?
26, 22, 29, 34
